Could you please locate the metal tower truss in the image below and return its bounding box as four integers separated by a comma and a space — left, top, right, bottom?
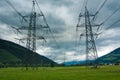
17, 0, 49, 69
5, 0, 57, 70
76, 7, 101, 68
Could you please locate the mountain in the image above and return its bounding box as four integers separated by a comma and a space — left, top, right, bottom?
0, 39, 57, 67
97, 48, 120, 64
64, 48, 120, 66
63, 61, 86, 66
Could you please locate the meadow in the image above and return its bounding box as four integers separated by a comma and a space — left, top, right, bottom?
0, 66, 120, 80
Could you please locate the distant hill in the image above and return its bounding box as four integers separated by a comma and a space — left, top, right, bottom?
63, 61, 86, 66
0, 39, 57, 67
98, 48, 120, 64
64, 48, 120, 66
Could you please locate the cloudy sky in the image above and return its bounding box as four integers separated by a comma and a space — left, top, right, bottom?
0, 0, 120, 63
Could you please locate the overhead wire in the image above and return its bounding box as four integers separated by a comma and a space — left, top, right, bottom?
101, 7, 120, 25
5, 0, 27, 37
90, 0, 107, 39
0, 18, 22, 35
106, 19, 120, 29
4, 0, 27, 34
76, 0, 85, 50
75, 0, 89, 52
90, 0, 107, 40
96, 6, 120, 34
93, 4, 120, 40
92, 0, 108, 21
101, 18, 120, 34
95, 18, 120, 40
35, 0, 59, 48
0, 18, 23, 46
5, 0, 28, 22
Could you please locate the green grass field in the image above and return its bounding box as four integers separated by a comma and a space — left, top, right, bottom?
0, 66, 120, 80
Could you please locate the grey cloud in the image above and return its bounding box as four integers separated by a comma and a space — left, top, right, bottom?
37, 0, 74, 6
0, 0, 120, 63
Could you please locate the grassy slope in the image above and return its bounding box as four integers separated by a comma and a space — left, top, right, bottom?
0, 49, 20, 63
0, 39, 57, 65
98, 48, 120, 64
0, 66, 120, 80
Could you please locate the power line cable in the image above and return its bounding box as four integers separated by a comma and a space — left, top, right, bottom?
5, 0, 28, 22
35, 0, 59, 48
97, 6, 120, 32
92, 0, 108, 21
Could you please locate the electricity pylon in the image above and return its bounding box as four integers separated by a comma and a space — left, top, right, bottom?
6, 0, 57, 69
18, 0, 48, 70
76, 6, 100, 68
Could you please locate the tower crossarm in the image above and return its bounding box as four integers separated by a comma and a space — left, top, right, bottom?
79, 14, 95, 18
79, 32, 101, 39
77, 23, 102, 27
23, 13, 44, 18
18, 25, 49, 30
18, 36, 46, 40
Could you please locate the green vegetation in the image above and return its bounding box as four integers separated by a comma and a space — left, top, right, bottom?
98, 48, 120, 64
0, 66, 120, 80
0, 49, 21, 63
0, 39, 57, 67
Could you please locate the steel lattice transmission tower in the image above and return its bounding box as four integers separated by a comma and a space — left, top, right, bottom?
26, 1, 36, 53
5, 0, 57, 69
18, 0, 48, 70
25, 0, 37, 69
76, 6, 99, 68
